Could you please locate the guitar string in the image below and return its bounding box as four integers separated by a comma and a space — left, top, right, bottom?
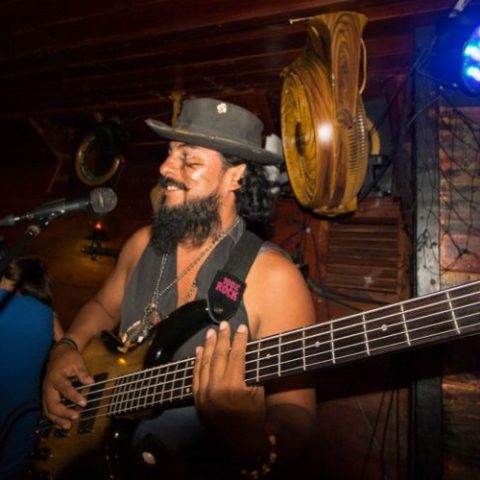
39, 292, 480, 430
68, 305, 480, 413
44, 311, 480, 429
72, 284, 475, 404
49, 290, 480, 414
42, 290, 480, 423
46, 312, 480, 429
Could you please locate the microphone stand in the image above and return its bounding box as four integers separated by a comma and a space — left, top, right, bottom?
0, 216, 51, 277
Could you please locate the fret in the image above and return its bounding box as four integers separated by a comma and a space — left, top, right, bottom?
331, 314, 366, 364
302, 328, 307, 371
126, 373, 139, 412
169, 361, 180, 403
133, 370, 148, 410
112, 375, 127, 415
303, 322, 333, 372
329, 320, 336, 364
365, 304, 408, 354
277, 334, 282, 377
120, 375, 130, 414
171, 359, 190, 403
141, 370, 148, 409
157, 363, 168, 406
278, 329, 307, 376
404, 292, 456, 344
136, 372, 146, 410
361, 313, 370, 356
144, 370, 157, 408
247, 336, 280, 383
449, 283, 480, 333
400, 304, 411, 346
180, 359, 194, 401
163, 362, 176, 405
149, 366, 164, 408
255, 339, 261, 383
446, 290, 461, 334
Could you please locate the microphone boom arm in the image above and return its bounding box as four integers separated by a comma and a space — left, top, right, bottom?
0, 219, 47, 278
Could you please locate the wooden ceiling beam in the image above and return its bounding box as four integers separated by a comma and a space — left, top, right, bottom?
0, 0, 455, 61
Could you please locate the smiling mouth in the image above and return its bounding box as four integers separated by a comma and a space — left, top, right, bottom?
160, 176, 188, 191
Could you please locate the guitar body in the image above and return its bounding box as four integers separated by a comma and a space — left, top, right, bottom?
32, 336, 148, 479
31, 301, 214, 480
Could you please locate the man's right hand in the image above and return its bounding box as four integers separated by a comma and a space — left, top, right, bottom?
42, 344, 94, 429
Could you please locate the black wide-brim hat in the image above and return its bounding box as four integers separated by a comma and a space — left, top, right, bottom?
145, 98, 283, 165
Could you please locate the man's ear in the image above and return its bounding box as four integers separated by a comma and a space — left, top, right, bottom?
229, 163, 247, 190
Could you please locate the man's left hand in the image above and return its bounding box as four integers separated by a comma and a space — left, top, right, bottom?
192, 321, 265, 434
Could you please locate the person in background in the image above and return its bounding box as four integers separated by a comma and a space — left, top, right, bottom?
0, 255, 56, 480
43, 98, 317, 479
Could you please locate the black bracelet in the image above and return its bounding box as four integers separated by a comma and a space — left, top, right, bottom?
52, 336, 79, 352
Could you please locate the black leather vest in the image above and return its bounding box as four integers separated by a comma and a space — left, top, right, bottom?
121, 219, 250, 360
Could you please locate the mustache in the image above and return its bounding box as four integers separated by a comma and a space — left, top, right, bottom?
158, 176, 188, 191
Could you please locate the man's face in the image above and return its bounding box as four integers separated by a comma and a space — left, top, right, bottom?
158, 141, 229, 208
151, 142, 233, 253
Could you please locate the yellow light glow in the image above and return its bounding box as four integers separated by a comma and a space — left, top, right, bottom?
317, 122, 334, 144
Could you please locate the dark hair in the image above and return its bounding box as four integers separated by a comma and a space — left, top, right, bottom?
221, 154, 275, 224
3, 256, 53, 306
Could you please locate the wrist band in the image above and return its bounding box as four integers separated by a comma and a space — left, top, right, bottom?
240, 433, 277, 479
52, 336, 79, 352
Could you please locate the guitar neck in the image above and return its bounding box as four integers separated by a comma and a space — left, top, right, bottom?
104, 280, 480, 416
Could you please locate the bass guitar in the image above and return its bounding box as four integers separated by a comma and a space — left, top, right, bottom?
31, 280, 480, 479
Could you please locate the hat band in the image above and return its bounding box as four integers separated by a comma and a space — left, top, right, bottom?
176, 121, 262, 149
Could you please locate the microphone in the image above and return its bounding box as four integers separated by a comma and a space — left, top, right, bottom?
0, 187, 118, 227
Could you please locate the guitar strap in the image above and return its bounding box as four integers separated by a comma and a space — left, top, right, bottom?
207, 229, 263, 323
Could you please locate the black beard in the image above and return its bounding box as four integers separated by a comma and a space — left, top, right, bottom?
150, 193, 221, 253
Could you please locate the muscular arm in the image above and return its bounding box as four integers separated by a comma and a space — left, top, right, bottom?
42, 226, 151, 427
193, 249, 317, 471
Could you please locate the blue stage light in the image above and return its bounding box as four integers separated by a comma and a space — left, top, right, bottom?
462, 26, 480, 93
430, 7, 480, 96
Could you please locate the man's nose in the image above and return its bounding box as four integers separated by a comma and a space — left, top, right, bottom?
159, 155, 179, 177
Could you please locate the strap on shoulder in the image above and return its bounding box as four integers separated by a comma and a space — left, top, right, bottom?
207, 230, 263, 323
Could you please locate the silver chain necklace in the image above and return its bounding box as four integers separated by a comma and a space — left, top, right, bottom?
120, 217, 241, 351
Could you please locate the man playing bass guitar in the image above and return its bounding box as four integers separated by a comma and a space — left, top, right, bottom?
42, 98, 317, 479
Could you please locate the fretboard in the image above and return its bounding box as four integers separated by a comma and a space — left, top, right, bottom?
104, 280, 480, 417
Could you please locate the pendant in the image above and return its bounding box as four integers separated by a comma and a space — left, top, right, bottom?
143, 302, 161, 328
119, 303, 161, 352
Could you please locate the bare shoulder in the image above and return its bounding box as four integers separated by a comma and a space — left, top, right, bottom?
244, 247, 316, 339
253, 247, 298, 277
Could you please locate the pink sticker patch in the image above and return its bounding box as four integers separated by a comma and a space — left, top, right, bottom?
215, 276, 241, 301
